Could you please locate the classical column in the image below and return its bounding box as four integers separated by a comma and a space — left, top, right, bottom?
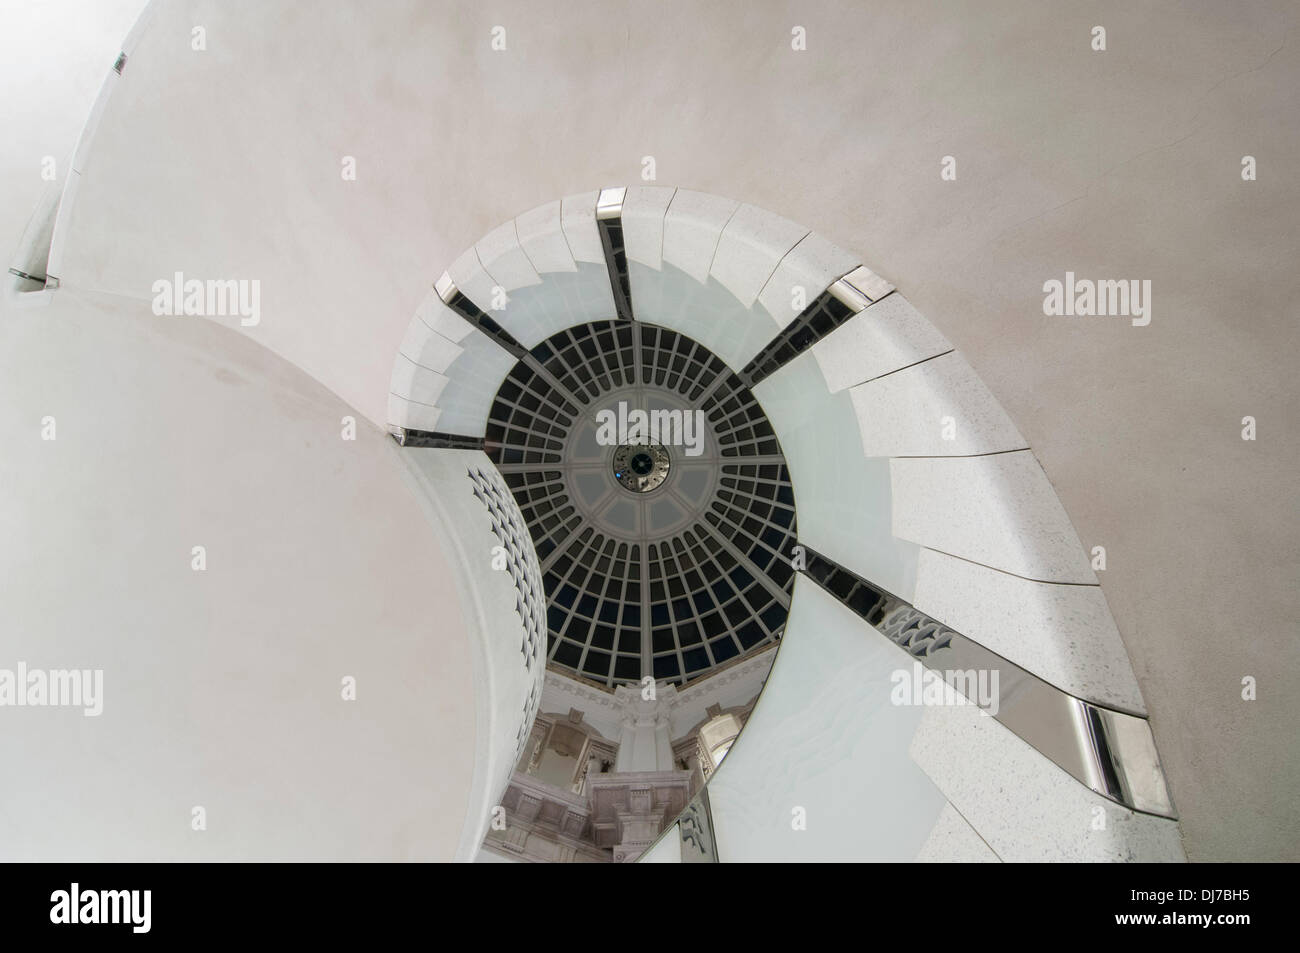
611, 682, 678, 772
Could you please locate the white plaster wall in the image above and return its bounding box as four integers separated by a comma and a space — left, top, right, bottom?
705, 578, 948, 861
0, 288, 480, 860
8, 0, 1298, 859
0, 0, 149, 273
394, 449, 547, 860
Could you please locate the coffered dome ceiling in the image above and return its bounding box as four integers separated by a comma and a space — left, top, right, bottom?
484, 319, 796, 688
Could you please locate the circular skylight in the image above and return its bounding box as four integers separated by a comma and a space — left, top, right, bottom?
485, 320, 797, 689
612, 444, 671, 493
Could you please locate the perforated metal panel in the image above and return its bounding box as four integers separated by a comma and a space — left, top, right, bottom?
466, 465, 547, 758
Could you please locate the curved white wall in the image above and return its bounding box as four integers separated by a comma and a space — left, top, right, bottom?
704, 578, 949, 862
395, 448, 547, 859
0, 290, 461, 857
9, 0, 1299, 860
0, 0, 150, 281
396, 189, 1181, 860
0, 289, 538, 860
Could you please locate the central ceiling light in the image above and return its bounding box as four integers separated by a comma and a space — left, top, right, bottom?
612, 443, 670, 493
